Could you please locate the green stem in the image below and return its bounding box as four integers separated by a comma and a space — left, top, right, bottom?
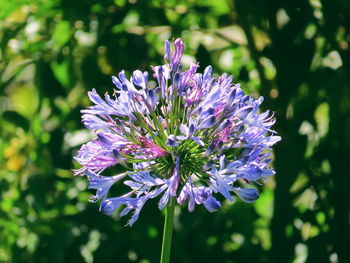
160, 199, 175, 263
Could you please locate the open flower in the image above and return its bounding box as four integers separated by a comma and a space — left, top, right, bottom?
74, 38, 281, 226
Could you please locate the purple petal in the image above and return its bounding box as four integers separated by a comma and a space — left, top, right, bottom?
197, 115, 215, 130
132, 70, 147, 89
171, 38, 184, 68
166, 134, 179, 147
234, 188, 259, 203
100, 197, 133, 215
164, 39, 171, 61
204, 196, 221, 212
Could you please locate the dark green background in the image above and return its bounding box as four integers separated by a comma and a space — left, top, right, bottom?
1, 0, 349, 262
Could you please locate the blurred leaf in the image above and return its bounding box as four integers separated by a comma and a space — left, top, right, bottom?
52, 21, 72, 46
2, 110, 29, 130
0, 60, 33, 92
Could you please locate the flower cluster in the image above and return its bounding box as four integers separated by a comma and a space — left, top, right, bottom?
74, 38, 281, 226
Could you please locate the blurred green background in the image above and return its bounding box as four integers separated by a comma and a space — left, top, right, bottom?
1, 0, 349, 262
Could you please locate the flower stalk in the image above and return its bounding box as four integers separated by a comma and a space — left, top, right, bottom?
160, 199, 175, 263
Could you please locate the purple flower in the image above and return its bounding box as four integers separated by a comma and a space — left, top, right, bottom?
233, 188, 259, 203
171, 38, 184, 69
85, 170, 127, 202
74, 38, 280, 226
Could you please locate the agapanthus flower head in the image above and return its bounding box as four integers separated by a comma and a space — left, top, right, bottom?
74, 38, 281, 226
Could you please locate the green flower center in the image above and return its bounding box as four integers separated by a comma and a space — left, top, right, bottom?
153, 140, 209, 182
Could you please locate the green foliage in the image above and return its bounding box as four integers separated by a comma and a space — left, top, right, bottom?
1, 0, 349, 262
